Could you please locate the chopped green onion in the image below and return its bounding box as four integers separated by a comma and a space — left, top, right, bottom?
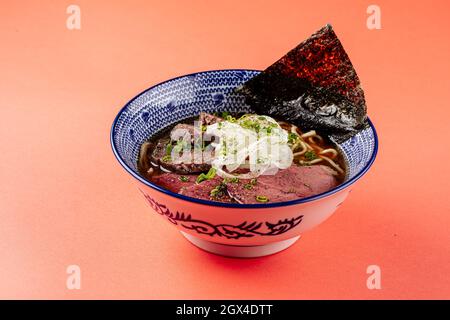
243, 184, 253, 190
206, 167, 216, 179
179, 176, 189, 182
161, 155, 171, 162
256, 195, 269, 203
225, 115, 236, 122
250, 178, 257, 185
196, 174, 207, 184
241, 119, 252, 128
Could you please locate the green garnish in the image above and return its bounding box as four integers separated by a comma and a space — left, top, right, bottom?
304, 150, 317, 161
194, 137, 202, 149
179, 176, 189, 182
165, 143, 173, 155
256, 195, 269, 203
288, 132, 299, 144
210, 182, 227, 199
225, 115, 237, 122
241, 119, 252, 128
221, 111, 230, 118
196, 167, 217, 184
161, 155, 171, 162
244, 179, 257, 190
206, 167, 216, 179
228, 177, 239, 183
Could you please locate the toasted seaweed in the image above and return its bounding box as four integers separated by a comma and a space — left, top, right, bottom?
237, 24, 368, 143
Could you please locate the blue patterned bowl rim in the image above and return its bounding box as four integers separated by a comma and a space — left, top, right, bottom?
110, 69, 378, 208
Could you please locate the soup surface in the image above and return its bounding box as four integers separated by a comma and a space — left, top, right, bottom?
137, 112, 346, 204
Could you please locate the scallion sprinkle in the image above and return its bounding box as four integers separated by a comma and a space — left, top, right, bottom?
304, 150, 317, 161
196, 167, 216, 183
162, 155, 171, 162
256, 195, 269, 203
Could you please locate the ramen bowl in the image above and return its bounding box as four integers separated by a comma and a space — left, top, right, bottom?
111, 69, 378, 258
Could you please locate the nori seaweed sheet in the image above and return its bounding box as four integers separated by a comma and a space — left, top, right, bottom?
237, 24, 368, 143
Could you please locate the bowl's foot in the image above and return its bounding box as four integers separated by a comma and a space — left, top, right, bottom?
180, 231, 301, 258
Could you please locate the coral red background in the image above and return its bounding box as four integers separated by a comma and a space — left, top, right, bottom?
1, 0, 449, 299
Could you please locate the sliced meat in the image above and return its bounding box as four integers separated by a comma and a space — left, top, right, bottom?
199, 112, 223, 126
179, 176, 233, 203
151, 173, 196, 193
150, 138, 211, 174
226, 165, 338, 204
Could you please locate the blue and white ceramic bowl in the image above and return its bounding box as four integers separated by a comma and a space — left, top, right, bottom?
111, 70, 378, 258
